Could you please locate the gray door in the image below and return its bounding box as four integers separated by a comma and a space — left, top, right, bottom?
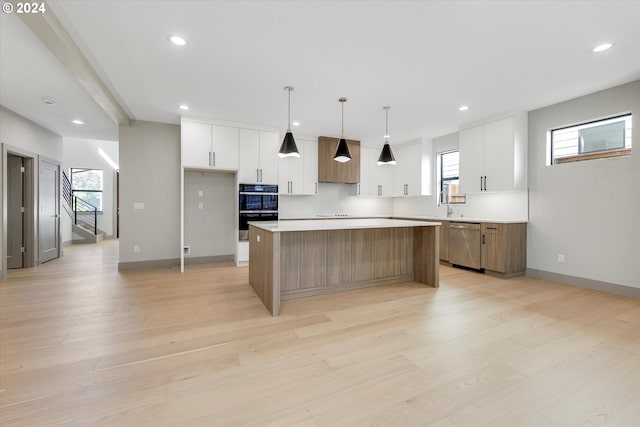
39, 160, 60, 263
7, 155, 24, 269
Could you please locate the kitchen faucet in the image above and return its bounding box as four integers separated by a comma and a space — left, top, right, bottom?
441, 187, 454, 218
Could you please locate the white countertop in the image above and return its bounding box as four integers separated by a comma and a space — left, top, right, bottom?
394, 215, 528, 224
279, 215, 528, 224
249, 218, 441, 232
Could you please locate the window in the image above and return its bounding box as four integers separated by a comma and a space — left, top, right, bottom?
550, 114, 632, 164
437, 150, 460, 204
71, 168, 103, 211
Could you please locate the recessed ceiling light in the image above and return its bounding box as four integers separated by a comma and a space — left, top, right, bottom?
459, 105, 469, 111
292, 121, 300, 126
72, 119, 84, 125
592, 43, 612, 53
170, 36, 186, 46
42, 98, 56, 106
179, 104, 189, 110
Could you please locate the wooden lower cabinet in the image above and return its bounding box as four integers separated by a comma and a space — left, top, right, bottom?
481, 223, 527, 277
438, 220, 449, 262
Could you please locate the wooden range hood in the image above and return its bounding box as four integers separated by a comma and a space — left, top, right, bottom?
317, 136, 361, 184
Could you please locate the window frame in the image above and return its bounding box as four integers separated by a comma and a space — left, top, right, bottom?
550, 113, 632, 165
70, 168, 104, 212
437, 149, 460, 204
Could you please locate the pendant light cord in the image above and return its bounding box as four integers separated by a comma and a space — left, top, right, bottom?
341, 101, 344, 137
287, 87, 292, 131
385, 108, 389, 142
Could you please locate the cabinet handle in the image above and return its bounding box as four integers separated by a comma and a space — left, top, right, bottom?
487, 226, 498, 230
480, 176, 483, 191
256, 169, 259, 182
260, 169, 263, 182
212, 152, 216, 167
357, 183, 360, 195
315, 182, 318, 194
209, 152, 212, 167
482, 235, 485, 244
484, 176, 487, 191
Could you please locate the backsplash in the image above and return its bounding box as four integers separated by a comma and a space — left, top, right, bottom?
393, 190, 529, 220
279, 183, 393, 218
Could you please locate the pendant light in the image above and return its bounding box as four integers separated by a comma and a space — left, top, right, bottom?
377, 106, 396, 165
278, 86, 300, 158
333, 97, 352, 163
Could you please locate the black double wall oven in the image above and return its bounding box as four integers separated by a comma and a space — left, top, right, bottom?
238, 184, 278, 241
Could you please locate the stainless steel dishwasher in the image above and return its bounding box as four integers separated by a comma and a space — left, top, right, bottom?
449, 222, 482, 270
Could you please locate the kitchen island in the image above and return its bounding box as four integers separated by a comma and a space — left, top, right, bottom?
249, 218, 440, 316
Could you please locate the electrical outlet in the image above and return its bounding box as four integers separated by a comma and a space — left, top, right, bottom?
134, 245, 140, 253
557, 254, 565, 263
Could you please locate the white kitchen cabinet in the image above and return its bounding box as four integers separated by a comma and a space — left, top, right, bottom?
279, 138, 318, 195
392, 142, 423, 196
182, 120, 239, 170
459, 116, 517, 193
238, 129, 280, 184
358, 147, 393, 197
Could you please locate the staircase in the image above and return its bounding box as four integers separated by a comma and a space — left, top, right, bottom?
63, 172, 106, 243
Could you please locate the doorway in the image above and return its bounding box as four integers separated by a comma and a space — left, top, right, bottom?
6, 152, 36, 269
7, 155, 24, 268
39, 159, 60, 263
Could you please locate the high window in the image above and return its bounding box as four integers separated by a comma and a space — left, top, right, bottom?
550, 114, 632, 164
437, 150, 459, 203
71, 168, 103, 211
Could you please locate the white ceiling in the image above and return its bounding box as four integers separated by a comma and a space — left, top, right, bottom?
3, 1, 640, 147
0, 11, 119, 140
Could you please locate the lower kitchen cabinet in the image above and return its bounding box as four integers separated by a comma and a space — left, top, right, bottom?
439, 220, 449, 262
481, 223, 527, 277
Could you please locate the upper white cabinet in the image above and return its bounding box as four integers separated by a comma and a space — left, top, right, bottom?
358, 147, 393, 197
392, 142, 423, 196
459, 116, 525, 193
238, 129, 280, 184
182, 120, 239, 170
279, 138, 318, 195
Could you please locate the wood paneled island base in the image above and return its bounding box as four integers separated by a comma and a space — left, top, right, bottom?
249, 219, 440, 316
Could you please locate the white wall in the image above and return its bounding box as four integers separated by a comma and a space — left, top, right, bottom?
184, 170, 235, 258
63, 137, 118, 237
118, 121, 180, 265
1, 106, 63, 276
527, 80, 640, 288
279, 183, 393, 218
1, 106, 63, 161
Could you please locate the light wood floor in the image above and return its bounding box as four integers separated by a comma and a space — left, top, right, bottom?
1, 241, 639, 426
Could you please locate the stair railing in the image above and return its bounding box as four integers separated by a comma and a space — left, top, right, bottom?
72, 196, 98, 235
62, 171, 73, 207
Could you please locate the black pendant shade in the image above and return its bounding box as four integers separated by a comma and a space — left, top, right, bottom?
278, 130, 300, 158
377, 143, 396, 165
334, 97, 352, 163
377, 106, 396, 165
278, 86, 300, 158
334, 138, 352, 163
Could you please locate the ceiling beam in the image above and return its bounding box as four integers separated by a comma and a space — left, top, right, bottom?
13, 1, 131, 126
